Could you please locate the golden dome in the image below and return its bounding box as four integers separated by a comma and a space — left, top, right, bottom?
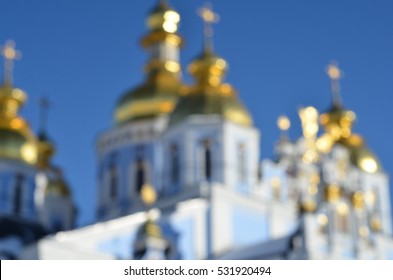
141, 0, 183, 63
339, 135, 381, 173
169, 50, 252, 127
115, 71, 182, 124
0, 129, 33, 162
145, 0, 180, 34
0, 83, 37, 164
45, 175, 71, 197
36, 131, 56, 169
320, 103, 356, 140
137, 219, 163, 239
319, 100, 380, 173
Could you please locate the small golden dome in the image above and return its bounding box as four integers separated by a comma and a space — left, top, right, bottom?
141, 1, 183, 48
36, 131, 56, 169
147, 0, 180, 33
188, 50, 228, 87
0, 84, 37, 164
320, 104, 381, 173
169, 49, 252, 127
45, 176, 71, 198
0, 129, 32, 162
0, 83, 26, 110
354, 147, 380, 173
320, 103, 356, 140
137, 219, 163, 239
338, 135, 381, 173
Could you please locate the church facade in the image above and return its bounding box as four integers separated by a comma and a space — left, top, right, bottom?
1, 0, 393, 260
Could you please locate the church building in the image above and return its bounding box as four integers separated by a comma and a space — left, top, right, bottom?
1, 0, 392, 260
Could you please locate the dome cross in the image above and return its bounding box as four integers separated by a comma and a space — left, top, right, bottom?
198, 2, 220, 52
326, 61, 344, 106
0, 40, 21, 85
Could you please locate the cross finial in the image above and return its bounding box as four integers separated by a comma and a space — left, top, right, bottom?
326, 61, 343, 106
277, 115, 291, 142
198, 2, 220, 52
38, 97, 51, 134
1, 40, 22, 85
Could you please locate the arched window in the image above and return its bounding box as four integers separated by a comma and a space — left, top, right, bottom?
202, 140, 212, 181
135, 157, 146, 194
170, 144, 180, 183
238, 144, 246, 183
13, 174, 24, 214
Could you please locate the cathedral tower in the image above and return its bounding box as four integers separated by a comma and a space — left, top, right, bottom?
163, 3, 260, 196
0, 40, 75, 232
96, 0, 184, 220
0, 41, 39, 219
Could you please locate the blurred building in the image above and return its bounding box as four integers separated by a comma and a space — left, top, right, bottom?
1, 0, 393, 259
0, 41, 76, 259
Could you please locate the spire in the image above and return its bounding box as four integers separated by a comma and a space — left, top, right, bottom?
0, 40, 21, 85
325, 61, 343, 107
198, 2, 220, 53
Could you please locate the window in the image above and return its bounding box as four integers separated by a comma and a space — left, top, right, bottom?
108, 153, 118, 201
135, 157, 145, 194
13, 174, 24, 214
109, 162, 118, 200
202, 140, 212, 181
238, 144, 246, 183
170, 144, 180, 184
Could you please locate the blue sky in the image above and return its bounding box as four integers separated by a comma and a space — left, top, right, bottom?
1, 0, 392, 225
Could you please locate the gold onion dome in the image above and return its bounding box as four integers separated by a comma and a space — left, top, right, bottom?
319, 97, 381, 175
320, 62, 380, 173
137, 218, 163, 239
115, 0, 183, 124
36, 131, 55, 169
45, 174, 71, 198
37, 133, 71, 198
170, 49, 252, 127
0, 44, 38, 164
145, 0, 181, 34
